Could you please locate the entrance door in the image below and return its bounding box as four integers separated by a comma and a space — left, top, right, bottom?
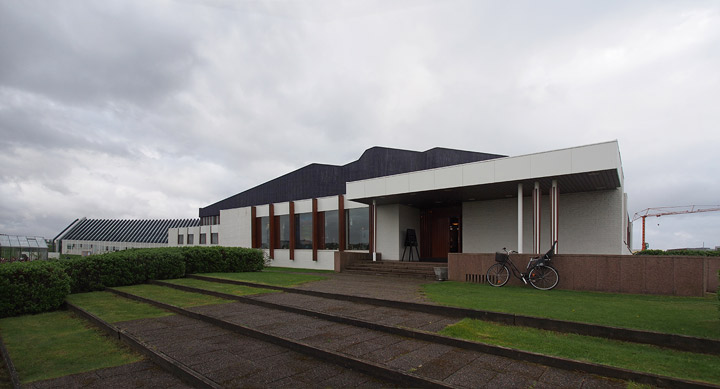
420, 206, 462, 260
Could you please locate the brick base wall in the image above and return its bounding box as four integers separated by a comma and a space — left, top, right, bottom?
449, 253, 715, 297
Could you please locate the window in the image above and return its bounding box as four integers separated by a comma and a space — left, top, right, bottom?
346, 208, 369, 250
257, 217, 270, 249
201, 215, 221, 226
294, 213, 312, 249
178, 234, 184, 245
274, 215, 290, 249
318, 210, 339, 250
199, 233, 207, 244
187, 234, 194, 245
211, 233, 218, 245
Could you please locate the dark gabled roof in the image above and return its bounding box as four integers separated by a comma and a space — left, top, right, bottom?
58, 218, 200, 244
200, 146, 505, 217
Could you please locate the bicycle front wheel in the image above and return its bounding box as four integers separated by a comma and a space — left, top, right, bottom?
486, 263, 510, 287
528, 265, 559, 290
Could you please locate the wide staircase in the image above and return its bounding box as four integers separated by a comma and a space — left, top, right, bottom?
342, 259, 446, 280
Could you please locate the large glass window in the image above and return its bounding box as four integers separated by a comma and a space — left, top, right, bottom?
259, 217, 269, 249
275, 215, 290, 249
178, 234, 184, 245
318, 210, 339, 250
199, 233, 207, 245
294, 213, 312, 249
346, 208, 369, 250
187, 234, 194, 245
211, 233, 219, 245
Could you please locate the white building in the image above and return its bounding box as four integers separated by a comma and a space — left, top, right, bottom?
169, 141, 631, 271
55, 218, 200, 256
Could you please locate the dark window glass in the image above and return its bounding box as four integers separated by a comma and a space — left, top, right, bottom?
346, 208, 369, 250
260, 217, 270, 249
275, 215, 290, 249
211, 233, 218, 245
178, 235, 184, 245
187, 234, 194, 245
294, 213, 312, 249
199, 233, 206, 244
318, 210, 339, 250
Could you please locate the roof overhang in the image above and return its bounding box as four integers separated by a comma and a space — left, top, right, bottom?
346, 141, 624, 208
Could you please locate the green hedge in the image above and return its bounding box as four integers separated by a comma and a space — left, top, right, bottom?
182, 246, 264, 274
634, 249, 720, 256
0, 261, 71, 317
58, 248, 186, 293
0, 247, 264, 316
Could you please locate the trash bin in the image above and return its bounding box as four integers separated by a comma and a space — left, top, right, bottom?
434, 267, 448, 281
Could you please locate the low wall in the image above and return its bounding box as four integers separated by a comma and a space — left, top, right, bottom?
449, 253, 716, 297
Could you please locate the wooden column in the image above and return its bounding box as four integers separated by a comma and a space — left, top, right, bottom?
289, 201, 295, 260
251, 206, 257, 248
338, 195, 346, 252
312, 199, 318, 261
269, 203, 275, 259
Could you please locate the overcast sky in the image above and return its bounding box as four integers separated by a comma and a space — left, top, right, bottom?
1, 0, 719, 251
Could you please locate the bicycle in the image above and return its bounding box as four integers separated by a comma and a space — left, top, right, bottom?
486, 241, 559, 290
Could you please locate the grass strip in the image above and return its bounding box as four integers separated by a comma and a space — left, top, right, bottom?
263, 266, 335, 274
441, 318, 720, 385
0, 311, 141, 383
114, 284, 232, 308
66, 291, 173, 323
423, 282, 720, 339
199, 272, 328, 287
162, 278, 279, 296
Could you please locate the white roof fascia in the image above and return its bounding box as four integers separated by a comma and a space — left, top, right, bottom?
346, 140, 623, 201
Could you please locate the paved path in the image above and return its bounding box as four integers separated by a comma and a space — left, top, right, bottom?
294, 272, 434, 303
27, 360, 191, 389
29, 272, 631, 388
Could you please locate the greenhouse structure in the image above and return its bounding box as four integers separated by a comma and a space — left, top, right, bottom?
0, 234, 49, 262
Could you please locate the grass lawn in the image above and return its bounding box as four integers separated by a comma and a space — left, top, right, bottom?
263, 266, 335, 274
422, 282, 720, 339
198, 271, 328, 287
162, 278, 279, 296
66, 291, 174, 323
114, 284, 232, 308
0, 311, 141, 383
442, 318, 720, 385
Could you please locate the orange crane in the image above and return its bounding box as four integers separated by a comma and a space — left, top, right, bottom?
632, 205, 720, 250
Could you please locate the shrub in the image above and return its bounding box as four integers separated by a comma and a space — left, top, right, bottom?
58, 249, 186, 293
1, 246, 263, 316
182, 246, 264, 274
0, 261, 71, 317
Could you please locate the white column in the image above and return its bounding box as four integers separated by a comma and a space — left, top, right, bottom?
372, 200, 377, 261
517, 183, 523, 253
550, 179, 559, 253
533, 181, 541, 253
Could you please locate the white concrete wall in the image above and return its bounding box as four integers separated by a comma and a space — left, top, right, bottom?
375, 204, 422, 261
219, 207, 252, 247
61, 239, 166, 255
463, 189, 626, 255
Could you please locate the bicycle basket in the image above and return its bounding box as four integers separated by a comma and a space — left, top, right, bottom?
495, 252, 509, 262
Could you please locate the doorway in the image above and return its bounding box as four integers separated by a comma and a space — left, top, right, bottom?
419, 206, 462, 260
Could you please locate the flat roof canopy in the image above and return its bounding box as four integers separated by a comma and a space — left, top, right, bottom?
346, 141, 623, 208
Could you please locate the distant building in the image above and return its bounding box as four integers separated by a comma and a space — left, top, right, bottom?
54, 218, 199, 256
0, 234, 49, 262
169, 141, 632, 270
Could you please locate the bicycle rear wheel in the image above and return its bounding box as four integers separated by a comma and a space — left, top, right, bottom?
486, 263, 510, 287
528, 265, 559, 290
